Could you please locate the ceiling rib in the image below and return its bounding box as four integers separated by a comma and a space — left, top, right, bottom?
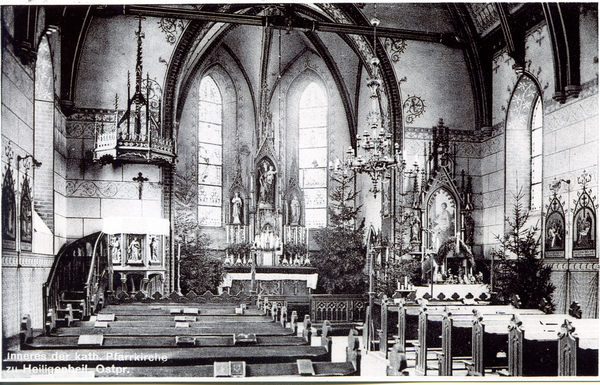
124, 5, 459, 45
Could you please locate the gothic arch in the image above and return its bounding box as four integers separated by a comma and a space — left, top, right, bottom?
163, 4, 402, 151
504, 73, 542, 218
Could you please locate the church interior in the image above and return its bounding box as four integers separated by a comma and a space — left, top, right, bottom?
1, 2, 599, 378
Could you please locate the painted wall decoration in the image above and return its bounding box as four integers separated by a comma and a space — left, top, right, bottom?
545, 195, 566, 257
20, 177, 32, 249
572, 171, 597, 257
403, 95, 426, 124
573, 207, 594, 251
427, 188, 456, 252
2, 167, 16, 249
546, 212, 565, 251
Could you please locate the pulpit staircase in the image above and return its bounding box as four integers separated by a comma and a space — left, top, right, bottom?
42, 232, 111, 334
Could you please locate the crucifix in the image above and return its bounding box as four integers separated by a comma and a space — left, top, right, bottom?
133, 172, 148, 199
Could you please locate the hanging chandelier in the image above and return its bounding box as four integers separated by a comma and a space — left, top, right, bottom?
345, 16, 403, 198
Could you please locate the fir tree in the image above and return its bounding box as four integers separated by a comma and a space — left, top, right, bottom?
174, 166, 225, 295
312, 170, 367, 294
491, 188, 555, 312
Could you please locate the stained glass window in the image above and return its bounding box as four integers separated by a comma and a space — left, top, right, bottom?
299, 82, 327, 228
198, 76, 222, 226
530, 96, 542, 211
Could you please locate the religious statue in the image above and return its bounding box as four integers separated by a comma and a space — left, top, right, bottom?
410, 213, 421, 242
231, 192, 243, 225
128, 236, 142, 263
464, 212, 474, 246
259, 161, 277, 204
111, 235, 122, 264
149, 236, 160, 263
290, 195, 300, 225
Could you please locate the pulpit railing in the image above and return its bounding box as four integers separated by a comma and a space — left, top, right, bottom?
43, 232, 111, 329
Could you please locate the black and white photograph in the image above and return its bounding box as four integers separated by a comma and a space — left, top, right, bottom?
1, 1, 598, 380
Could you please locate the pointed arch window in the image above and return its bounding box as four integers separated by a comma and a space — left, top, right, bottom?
530, 96, 543, 211
198, 76, 223, 227
299, 82, 327, 228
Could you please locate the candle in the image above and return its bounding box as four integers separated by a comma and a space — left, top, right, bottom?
405, 276, 408, 288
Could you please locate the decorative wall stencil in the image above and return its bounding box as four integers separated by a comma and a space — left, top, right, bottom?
141, 77, 163, 115
66, 180, 161, 200
319, 4, 377, 73
403, 95, 426, 124
572, 171, 597, 257
157, 17, 186, 45
506, 76, 537, 130
545, 95, 598, 132
383, 37, 406, 62
34, 37, 53, 102
67, 109, 118, 139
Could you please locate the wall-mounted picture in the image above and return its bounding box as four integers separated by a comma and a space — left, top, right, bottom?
574, 207, 595, 250
427, 188, 456, 252
545, 211, 565, 251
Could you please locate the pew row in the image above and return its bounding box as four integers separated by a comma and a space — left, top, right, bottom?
505, 315, 598, 377
411, 304, 544, 376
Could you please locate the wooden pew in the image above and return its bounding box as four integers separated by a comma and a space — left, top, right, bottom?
345, 328, 361, 376
413, 304, 546, 376
463, 309, 545, 376
506, 314, 598, 377
558, 318, 599, 376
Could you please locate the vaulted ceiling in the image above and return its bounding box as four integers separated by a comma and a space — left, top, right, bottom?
42, 3, 554, 132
